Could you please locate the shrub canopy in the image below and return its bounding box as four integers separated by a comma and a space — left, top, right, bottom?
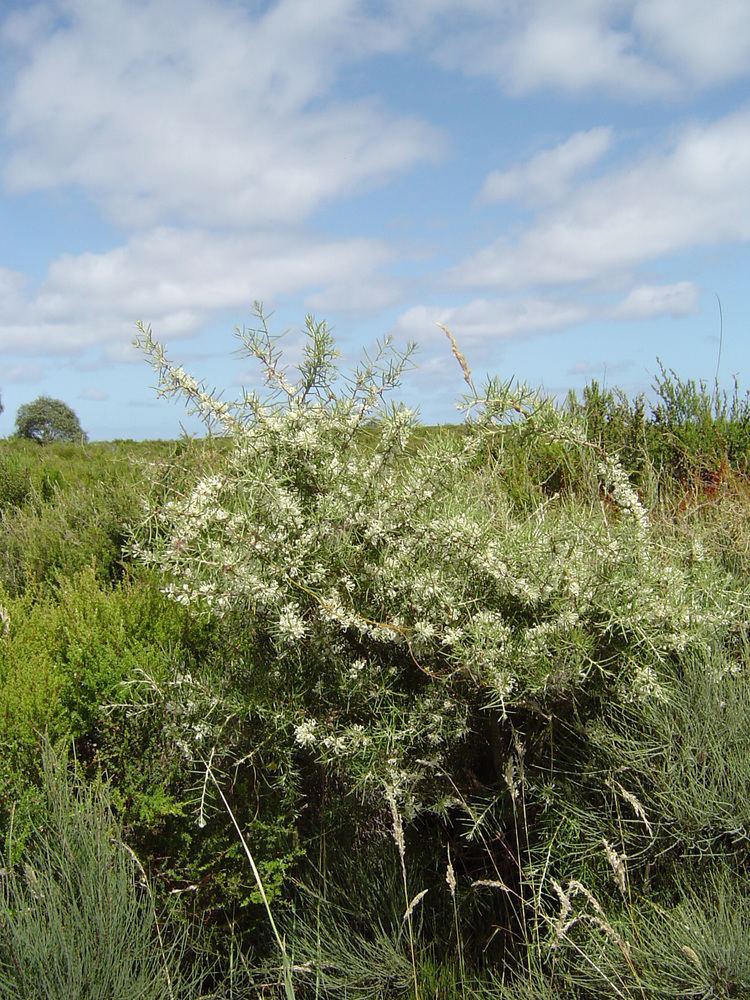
131, 307, 748, 820
15, 396, 87, 445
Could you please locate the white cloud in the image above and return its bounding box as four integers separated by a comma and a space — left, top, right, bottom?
393, 297, 591, 342
0, 266, 27, 304
2, 362, 46, 384
394, 281, 700, 351
395, 0, 750, 99
633, 0, 750, 87
479, 127, 612, 206
1, 0, 441, 228
79, 387, 109, 401
610, 282, 699, 320
424, 1, 677, 99
3, 0, 748, 244
455, 108, 750, 288
0, 227, 398, 355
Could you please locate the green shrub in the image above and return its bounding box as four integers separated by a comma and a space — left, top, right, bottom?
0, 478, 135, 593
565, 380, 653, 483
130, 310, 746, 817
593, 650, 750, 861
0, 456, 32, 510
566, 365, 750, 487
102, 310, 747, 987
0, 743, 201, 1000
96, 649, 304, 934
471, 637, 750, 998
0, 568, 204, 850
649, 363, 750, 476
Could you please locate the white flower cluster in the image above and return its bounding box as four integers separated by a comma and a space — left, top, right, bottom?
294, 719, 318, 747
276, 603, 307, 642
132, 310, 750, 809
598, 455, 650, 534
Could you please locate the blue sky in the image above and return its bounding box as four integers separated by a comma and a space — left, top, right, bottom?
1, 0, 750, 439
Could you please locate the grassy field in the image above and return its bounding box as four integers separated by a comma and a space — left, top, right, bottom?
2, 326, 750, 997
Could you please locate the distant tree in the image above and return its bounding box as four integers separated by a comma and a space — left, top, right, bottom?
15, 396, 87, 444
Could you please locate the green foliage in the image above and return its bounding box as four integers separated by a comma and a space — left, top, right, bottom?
489, 866, 750, 999
3, 313, 750, 996
565, 379, 652, 483
650, 361, 750, 477
14, 395, 88, 445
589, 649, 750, 860
130, 311, 747, 826
464, 639, 750, 999
96, 651, 305, 929
0, 743, 201, 1000
0, 568, 203, 852
0, 455, 32, 509
0, 438, 181, 594
565, 364, 750, 489
0, 484, 131, 593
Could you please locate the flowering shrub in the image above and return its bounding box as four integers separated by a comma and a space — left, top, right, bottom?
131, 307, 748, 817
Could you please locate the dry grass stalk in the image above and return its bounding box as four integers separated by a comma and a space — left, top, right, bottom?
602, 838, 628, 896
438, 323, 474, 390
608, 777, 653, 837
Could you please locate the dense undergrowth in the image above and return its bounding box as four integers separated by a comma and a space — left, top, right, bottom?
2, 312, 750, 997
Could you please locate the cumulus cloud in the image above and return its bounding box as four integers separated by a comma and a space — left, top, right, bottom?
400, 0, 750, 99
1, 0, 441, 228
393, 297, 592, 342
422, 1, 676, 99
0, 0, 743, 392
0, 227, 399, 355
455, 108, 750, 288
633, 0, 750, 88
610, 282, 699, 320
5, 0, 747, 247
478, 127, 612, 206
394, 281, 699, 348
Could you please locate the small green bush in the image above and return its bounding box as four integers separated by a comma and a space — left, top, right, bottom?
650, 363, 750, 476
0, 457, 32, 510
566, 365, 750, 488
0, 480, 134, 593
0, 743, 200, 1000
0, 568, 203, 849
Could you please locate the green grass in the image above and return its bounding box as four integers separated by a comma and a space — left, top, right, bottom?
0, 742, 202, 1000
